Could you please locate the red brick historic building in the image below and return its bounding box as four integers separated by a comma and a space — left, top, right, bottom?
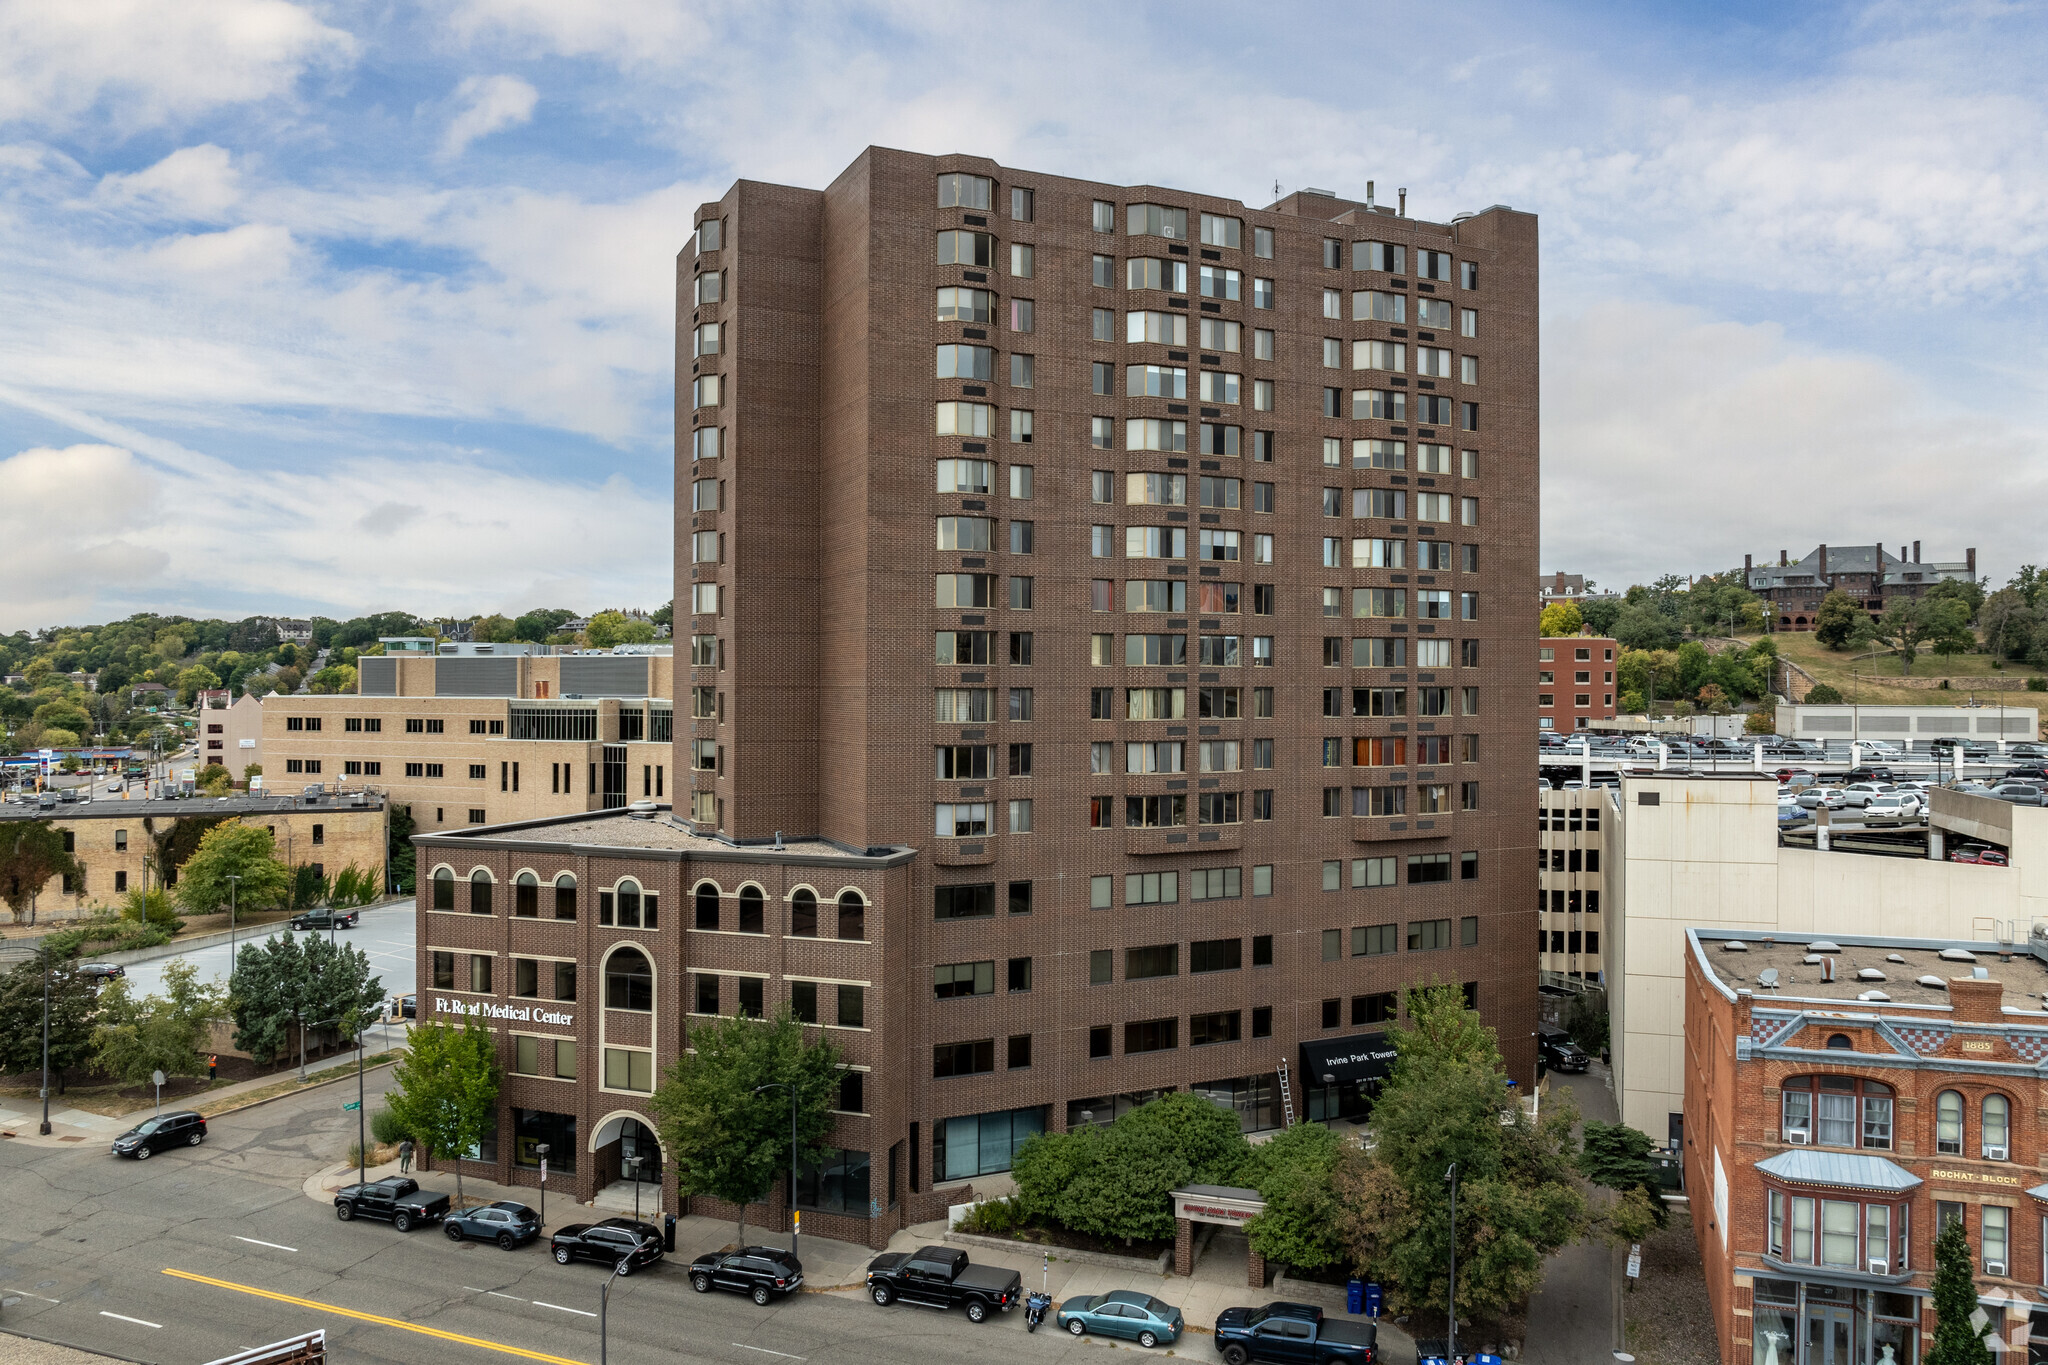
1684, 926, 2048, 1364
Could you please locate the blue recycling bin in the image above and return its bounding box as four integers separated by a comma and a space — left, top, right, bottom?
1365, 1282, 1382, 1318
1346, 1278, 1363, 1314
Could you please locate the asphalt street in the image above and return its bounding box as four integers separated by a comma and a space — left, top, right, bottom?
123, 904, 418, 1007
0, 1074, 1163, 1365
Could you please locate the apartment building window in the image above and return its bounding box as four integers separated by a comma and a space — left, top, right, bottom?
1010, 243, 1033, 278
1460, 402, 1480, 431
1460, 261, 1479, 289
1093, 199, 1115, 232
1009, 409, 1033, 442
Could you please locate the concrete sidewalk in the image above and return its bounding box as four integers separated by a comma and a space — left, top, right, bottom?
1521, 1064, 1623, 1365
292, 1158, 1421, 1361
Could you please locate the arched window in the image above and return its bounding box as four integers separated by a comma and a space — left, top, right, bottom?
554, 873, 577, 921
618, 879, 642, 929
1780, 1076, 1894, 1150
432, 866, 455, 911
1825, 1034, 1852, 1050
469, 869, 493, 915
695, 882, 720, 930
838, 891, 866, 941
1982, 1095, 2011, 1158
739, 885, 765, 934
606, 947, 653, 1011
1936, 1090, 1964, 1155
598, 879, 659, 929
791, 889, 818, 937
515, 871, 539, 918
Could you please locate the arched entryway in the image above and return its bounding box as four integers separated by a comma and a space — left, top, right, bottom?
590, 1110, 667, 1214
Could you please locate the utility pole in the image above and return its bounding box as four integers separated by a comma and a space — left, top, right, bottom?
225, 873, 241, 993
39, 944, 53, 1135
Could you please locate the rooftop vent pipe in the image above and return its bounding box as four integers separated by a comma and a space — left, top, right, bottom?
1398, 187, 1407, 216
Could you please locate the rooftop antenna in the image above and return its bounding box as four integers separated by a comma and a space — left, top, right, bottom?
1366, 180, 1375, 209
1274, 178, 1282, 200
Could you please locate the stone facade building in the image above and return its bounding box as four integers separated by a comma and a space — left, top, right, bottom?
1746, 545, 1977, 631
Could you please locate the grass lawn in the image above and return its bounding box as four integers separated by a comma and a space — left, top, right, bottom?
1762, 630, 2045, 709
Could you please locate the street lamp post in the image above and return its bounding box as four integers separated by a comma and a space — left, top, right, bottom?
38, 944, 53, 1135
1444, 1163, 1460, 1363
753, 1082, 799, 1262
224, 873, 241, 991
536, 1143, 551, 1230
599, 1253, 631, 1365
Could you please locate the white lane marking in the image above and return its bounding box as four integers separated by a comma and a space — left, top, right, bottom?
532, 1301, 598, 1318
486, 1292, 523, 1301
234, 1236, 298, 1253
100, 1311, 163, 1329
5, 1288, 61, 1303
732, 1347, 806, 1361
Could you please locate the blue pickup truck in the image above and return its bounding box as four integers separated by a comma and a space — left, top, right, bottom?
1214, 1301, 1376, 1364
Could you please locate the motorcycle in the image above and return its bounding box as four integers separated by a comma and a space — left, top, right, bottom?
1023, 1290, 1052, 1332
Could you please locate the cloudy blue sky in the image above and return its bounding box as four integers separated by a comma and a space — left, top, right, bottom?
2, 0, 2044, 631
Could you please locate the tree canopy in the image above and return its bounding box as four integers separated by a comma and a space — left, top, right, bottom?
1332, 983, 1587, 1318
1013, 1089, 1248, 1245
648, 1008, 842, 1244
1813, 590, 1862, 649
1926, 1215, 1993, 1365
227, 931, 385, 1065
1537, 602, 1583, 638
175, 822, 293, 916
0, 820, 83, 925
384, 1015, 500, 1203
93, 958, 226, 1083
0, 953, 100, 1088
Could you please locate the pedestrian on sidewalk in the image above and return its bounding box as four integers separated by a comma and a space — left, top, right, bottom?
398, 1139, 414, 1174
207, 1054, 218, 1083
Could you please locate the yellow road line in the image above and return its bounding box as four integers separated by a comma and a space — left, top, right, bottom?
161, 1268, 589, 1365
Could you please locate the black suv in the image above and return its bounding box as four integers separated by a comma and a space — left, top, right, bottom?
112, 1110, 207, 1159
550, 1218, 664, 1274
290, 908, 360, 931
689, 1246, 804, 1304
444, 1200, 541, 1250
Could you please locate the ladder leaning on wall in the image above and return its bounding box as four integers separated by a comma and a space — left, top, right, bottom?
1277, 1057, 1296, 1127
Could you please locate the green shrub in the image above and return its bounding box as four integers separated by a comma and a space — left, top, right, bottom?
956, 1196, 1029, 1236
2028, 677, 2046, 693
370, 1107, 410, 1145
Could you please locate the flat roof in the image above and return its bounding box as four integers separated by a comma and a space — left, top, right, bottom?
1691, 928, 2048, 1009
417, 807, 917, 868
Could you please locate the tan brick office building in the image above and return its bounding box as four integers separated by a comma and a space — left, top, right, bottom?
415, 149, 1540, 1245
1, 795, 386, 921
257, 650, 676, 833
1686, 926, 2048, 1364
1538, 786, 1608, 991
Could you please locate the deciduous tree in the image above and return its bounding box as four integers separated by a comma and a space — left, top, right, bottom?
175, 822, 292, 917
93, 959, 225, 1083
0, 820, 82, 926
1813, 590, 1862, 650
0, 953, 99, 1089
385, 1015, 500, 1204
1331, 983, 1588, 1318
1239, 1120, 1347, 1270
649, 1008, 841, 1244
1538, 602, 1583, 638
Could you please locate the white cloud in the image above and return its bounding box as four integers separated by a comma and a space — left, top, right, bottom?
438, 75, 538, 159
1543, 300, 2047, 590
0, 0, 354, 135
93, 144, 243, 221
445, 0, 713, 65
0, 439, 671, 632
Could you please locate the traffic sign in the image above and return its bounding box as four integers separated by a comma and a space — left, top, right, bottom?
1626, 1243, 1642, 1278
342, 1100, 361, 1111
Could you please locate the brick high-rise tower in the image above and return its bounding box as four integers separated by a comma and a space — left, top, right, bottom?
682, 148, 1537, 1191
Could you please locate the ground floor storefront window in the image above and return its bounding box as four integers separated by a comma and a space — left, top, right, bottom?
795, 1147, 871, 1216
935, 1106, 1045, 1181
513, 1109, 577, 1171
1750, 1277, 1917, 1365
1193, 1074, 1279, 1132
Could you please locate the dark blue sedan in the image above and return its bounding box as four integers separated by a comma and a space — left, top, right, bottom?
1056, 1290, 1185, 1347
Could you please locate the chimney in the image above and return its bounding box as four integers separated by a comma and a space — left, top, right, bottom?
1947, 976, 2005, 1024
1554, 570, 1566, 594
1780, 550, 1788, 567
1818, 544, 1828, 581
1899, 546, 1907, 565
1398, 187, 1407, 216
1968, 547, 1977, 578
1365, 180, 1374, 208
1913, 540, 1920, 563
1745, 554, 1753, 575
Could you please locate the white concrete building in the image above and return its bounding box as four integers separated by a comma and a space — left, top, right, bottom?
1609, 773, 2048, 1145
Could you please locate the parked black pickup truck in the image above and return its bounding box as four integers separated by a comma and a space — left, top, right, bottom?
333, 1176, 452, 1232
864, 1245, 1021, 1323
1214, 1302, 1376, 1364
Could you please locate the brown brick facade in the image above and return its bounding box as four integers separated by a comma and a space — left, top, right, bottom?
417, 147, 1541, 1248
